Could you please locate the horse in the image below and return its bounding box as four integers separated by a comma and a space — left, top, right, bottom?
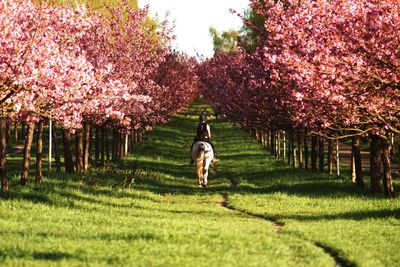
191, 141, 214, 187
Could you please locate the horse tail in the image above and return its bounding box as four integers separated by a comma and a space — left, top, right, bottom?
196, 143, 205, 180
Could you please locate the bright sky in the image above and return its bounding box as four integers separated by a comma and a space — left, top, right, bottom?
138, 0, 250, 59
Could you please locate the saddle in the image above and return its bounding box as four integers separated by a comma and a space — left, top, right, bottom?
194, 136, 210, 144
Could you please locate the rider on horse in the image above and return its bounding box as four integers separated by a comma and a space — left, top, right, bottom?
190, 112, 218, 164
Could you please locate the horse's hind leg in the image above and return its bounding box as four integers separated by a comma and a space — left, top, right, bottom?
202, 159, 212, 187
203, 166, 209, 187
198, 172, 204, 187
201, 169, 207, 187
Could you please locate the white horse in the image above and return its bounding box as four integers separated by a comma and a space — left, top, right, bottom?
191, 141, 214, 187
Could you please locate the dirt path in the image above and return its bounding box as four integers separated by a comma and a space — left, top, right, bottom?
332, 142, 400, 174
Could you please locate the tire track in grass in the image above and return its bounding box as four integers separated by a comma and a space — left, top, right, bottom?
218, 194, 284, 233
218, 193, 357, 267
314, 243, 357, 267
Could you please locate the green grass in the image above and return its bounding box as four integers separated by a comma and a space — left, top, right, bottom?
1, 99, 399, 266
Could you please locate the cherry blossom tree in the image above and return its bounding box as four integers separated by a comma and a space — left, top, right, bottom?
146, 52, 199, 127
0, 0, 197, 189
0, 0, 101, 188
251, 0, 400, 197
78, 4, 176, 129
200, 0, 399, 197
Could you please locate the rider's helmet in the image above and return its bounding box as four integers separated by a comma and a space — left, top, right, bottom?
199, 112, 206, 122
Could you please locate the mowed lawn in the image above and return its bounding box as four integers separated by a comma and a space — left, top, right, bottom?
1, 100, 399, 266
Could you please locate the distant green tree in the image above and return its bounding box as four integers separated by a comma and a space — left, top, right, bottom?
37, 0, 162, 42
209, 1, 267, 54
239, 0, 297, 51
209, 27, 239, 54
239, 7, 265, 51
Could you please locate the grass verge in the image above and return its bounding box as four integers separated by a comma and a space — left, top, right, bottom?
1, 99, 399, 266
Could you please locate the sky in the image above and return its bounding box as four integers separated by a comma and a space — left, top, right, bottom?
138, 0, 250, 58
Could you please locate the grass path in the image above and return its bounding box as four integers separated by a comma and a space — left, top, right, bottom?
1, 100, 399, 266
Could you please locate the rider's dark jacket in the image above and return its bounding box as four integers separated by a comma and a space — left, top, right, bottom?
196, 122, 210, 141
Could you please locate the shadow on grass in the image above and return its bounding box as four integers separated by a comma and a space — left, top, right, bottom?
0, 172, 159, 209
283, 208, 400, 221
0, 249, 79, 262
2, 99, 397, 222
219, 153, 268, 161
32, 251, 76, 261
0, 190, 55, 205
99, 232, 158, 241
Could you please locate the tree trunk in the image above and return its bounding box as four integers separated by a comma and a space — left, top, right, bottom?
83, 122, 90, 171
21, 123, 35, 186
353, 136, 364, 187
255, 129, 261, 143
291, 130, 297, 168
265, 131, 268, 148
261, 130, 265, 148
62, 129, 74, 173
139, 129, 143, 142
117, 130, 121, 160
271, 130, 275, 156
283, 131, 286, 159
354, 136, 365, 187
35, 120, 43, 184
105, 129, 110, 161
133, 129, 138, 145
120, 133, 124, 158
100, 128, 105, 164
75, 129, 84, 174
276, 131, 281, 160
5, 121, 10, 145
129, 129, 133, 151
112, 128, 118, 162
112, 129, 116, 160
118, 133, 125, 159
127, 131, 131, 153
370, 134, 382, 194
318, 137, 324, 173
95, 127, 100, 163
390, 133, 394, 159
124, 133, 128, 156
21, 122, 26, 139
287, 130, 291, 165
381, 137, 395, 198
328, 139, 333, 176
336, 139, 340, 176
350, 144, 356, 183
297, 132, 303, 168
275, 131, 277, 158
311, 136, 317, 172
119, 132, 124, 159
130, 128, 135, 151
123, 133, 127, 157
304, 135, 309, 170
52, 124, 61, 173
13, 123, 18, 143
0, 118, 9, 192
